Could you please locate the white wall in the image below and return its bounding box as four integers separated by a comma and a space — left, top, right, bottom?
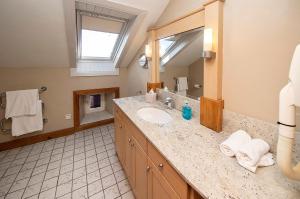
127, 46, 150, 96
223, 0, 300, 124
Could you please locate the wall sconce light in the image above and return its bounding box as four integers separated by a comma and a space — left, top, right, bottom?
145, 44, 152, 59
202, 28, 216, 59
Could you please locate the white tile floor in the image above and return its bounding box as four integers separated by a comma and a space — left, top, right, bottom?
0, 124, 135, 199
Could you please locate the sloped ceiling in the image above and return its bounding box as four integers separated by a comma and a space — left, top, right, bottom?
0, 0, 169, 68
0, 0, 70, 67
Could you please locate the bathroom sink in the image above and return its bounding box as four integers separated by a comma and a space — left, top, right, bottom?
137, 107, 172, 124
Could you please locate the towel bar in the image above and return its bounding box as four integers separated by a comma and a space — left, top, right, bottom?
0, 87, 47, 133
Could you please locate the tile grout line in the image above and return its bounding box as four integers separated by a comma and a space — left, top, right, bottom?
7, 143, 41, 198
3, 150, 24, 197
20, 144, 42, 199
107, 126, 123, 199
105, 128, 122, 197
102, 125, 122, 199
37, 140, 60, 198
91, 128, 105, 198
53, 136, 69, 199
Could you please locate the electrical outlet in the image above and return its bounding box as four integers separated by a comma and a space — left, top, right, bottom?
65, 114, 72, 120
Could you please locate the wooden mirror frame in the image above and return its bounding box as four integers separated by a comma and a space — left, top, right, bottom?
147, 0, 224, 132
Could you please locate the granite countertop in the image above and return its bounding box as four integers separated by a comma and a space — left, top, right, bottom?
113, 96, 300, 199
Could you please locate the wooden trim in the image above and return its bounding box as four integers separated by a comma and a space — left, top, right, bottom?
73, 87, 120, 97
203, 0, 224, 100
200, 97, 224, 132
203, 0, 225, 7
0, 127, 75, 151
155, 11, 205, 40
147, 82, 164, 92
73, 87, 120, 132
149, 30, 160, 82
75, 118, 114, 132
149, 8, 205, 32
149, 10, 205, 41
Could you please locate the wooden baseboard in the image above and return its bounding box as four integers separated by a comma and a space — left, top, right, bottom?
74, 118, 114, 132
0, 127, 74, 151
0, 119, 114, 151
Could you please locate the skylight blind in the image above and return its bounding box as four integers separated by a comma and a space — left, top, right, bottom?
82, 15, 123, 34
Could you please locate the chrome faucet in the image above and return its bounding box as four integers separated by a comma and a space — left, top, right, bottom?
164, 97, 174, 109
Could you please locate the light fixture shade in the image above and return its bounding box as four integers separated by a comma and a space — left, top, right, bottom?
204, 28, 213, 51
145, 44, 152, 58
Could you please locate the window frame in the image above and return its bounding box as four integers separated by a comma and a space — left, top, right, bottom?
76, 10, 129, 62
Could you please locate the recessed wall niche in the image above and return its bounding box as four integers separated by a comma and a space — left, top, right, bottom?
73, 87, 119, 131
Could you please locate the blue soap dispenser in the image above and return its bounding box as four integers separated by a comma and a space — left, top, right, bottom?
182, 100, 192, 120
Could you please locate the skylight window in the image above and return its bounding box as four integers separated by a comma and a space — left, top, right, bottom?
72, 1, 137, 76
81, 30, 119, 58
160, 39, 175, 57
77, 14, 126, 61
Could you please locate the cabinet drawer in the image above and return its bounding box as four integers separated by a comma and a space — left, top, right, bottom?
148, 143, 188, 199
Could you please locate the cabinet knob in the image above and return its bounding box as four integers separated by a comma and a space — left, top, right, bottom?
128, 138, 131, 143
158, 163, 164, 169
146, 166, 150, 172
119, 125, 122, 129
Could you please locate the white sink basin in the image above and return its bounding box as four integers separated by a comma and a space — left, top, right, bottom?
137, 107, 172, 124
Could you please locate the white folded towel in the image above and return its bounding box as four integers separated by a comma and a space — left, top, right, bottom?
236, 139, 273, 172
5, 89, 39, 119
237, 152, 275, 173
176, 90, 187, 96
177, 77, 188, 91
11, 100, 43, 136
220, 130, 252, 157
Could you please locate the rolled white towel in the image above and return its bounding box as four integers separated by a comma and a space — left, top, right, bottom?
220, 130, 252, 157
237, 152, 275, 173
236, 139, 272, 172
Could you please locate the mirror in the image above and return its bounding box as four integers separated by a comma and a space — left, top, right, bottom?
159, 28, 204, 100
139, 54, 148, 69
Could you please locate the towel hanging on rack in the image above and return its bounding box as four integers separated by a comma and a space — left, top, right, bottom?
5, 89, 39, 119
0, 87, 47, 134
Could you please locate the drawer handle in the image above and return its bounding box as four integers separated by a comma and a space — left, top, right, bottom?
158, 163, 164, 169
146, 166, 150, 172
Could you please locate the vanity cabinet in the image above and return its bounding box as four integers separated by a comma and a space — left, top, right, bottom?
114, 104, 202, 199
147, 157, 180, 199
114, 112, 125, 166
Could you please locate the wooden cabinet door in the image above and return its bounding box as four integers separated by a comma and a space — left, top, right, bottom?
125, 127, 135, 189
132, 138, 148, 199
147, 159, 180, 199
114, 116, 125, 166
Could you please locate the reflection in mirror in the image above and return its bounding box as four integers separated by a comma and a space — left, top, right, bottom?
159, 28, 204, 100
138, 54, 148, 69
